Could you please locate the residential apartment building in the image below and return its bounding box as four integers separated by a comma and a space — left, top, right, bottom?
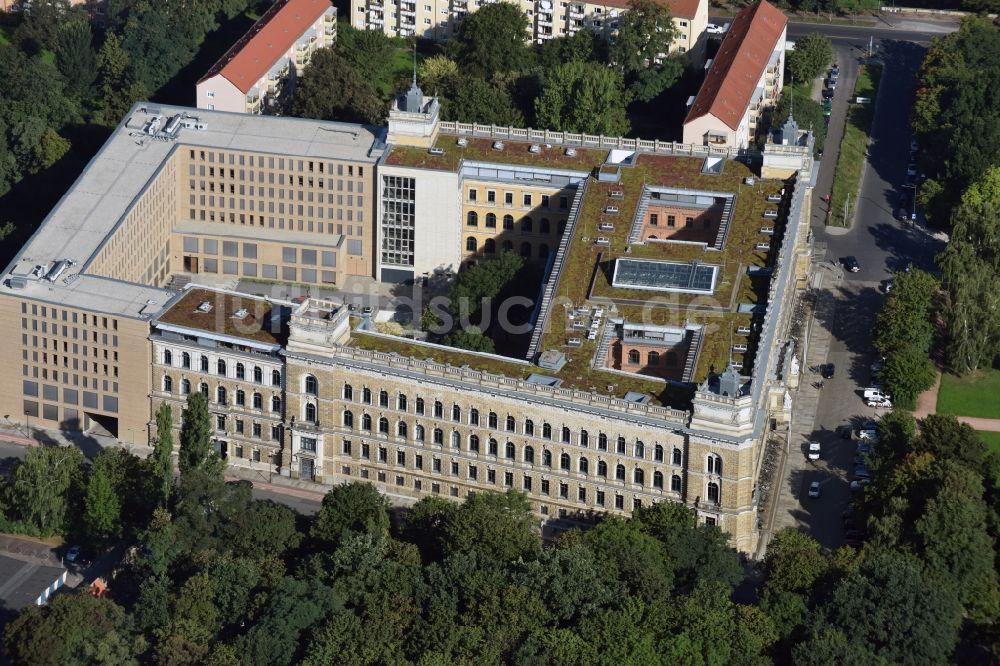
682, 0, 787, 149
196, 0, 337, 114
0, 38, 814, 552
351, 0, 707, 59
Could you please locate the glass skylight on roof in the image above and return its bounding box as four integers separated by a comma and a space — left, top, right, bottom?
612, 259, 719, 294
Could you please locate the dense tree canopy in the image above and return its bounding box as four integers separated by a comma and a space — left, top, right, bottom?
785, 33, 833, 85
535, 60, 632, 136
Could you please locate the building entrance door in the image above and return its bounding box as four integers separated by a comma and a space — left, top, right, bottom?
183, 256, 199, 273
300, 457, 315, 481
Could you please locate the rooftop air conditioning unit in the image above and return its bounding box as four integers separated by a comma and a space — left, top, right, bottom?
609, 190, 624, 199
605, 205, 619, 214
595, 237, 610, 245
232, 308, 249, 319
763, 209, 779, 219
744, 177, 755, 186
755, 243, 771, 251
760, 226, 774, 235
492, 141, 505, 151
567, 337, 582, 347
457, 137, 468, 147
599, 223, 615, 231
197, 301, 213, 313
428, 147, 445, 155
733, 344, 748, 352
565, 148, 577, 157
529, 144, 541, 154
767, 194, 782, 202
736, 325, 752, 335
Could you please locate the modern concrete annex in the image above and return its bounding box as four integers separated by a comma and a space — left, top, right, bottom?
0, 72, 814, 551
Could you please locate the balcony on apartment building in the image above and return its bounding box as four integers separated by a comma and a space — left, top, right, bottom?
568, 3, 584, 17
400, 1, 416, 16
246, 87, 262, 114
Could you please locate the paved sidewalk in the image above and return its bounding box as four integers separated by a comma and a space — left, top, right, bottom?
913, 371, 940, 419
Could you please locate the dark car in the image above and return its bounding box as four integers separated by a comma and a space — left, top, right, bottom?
842, 256, 860, 273
822, 88, 834, 100
821, 363, 835, 379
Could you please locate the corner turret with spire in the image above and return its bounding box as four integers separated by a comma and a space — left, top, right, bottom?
387, 46, 440, 147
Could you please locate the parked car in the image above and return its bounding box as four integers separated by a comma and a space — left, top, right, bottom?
66, 545, 81, 563
850, 479, 872, 492
707, 23, 726, 34
821, 363, 835, 379
836, 425, 853, 440
863, 387, 891, 402
854, 466, 872, 479
868, 397, 893, 408
857, 441, 872, 455
906, 163, 919, 177
808, 481, 822, 498
822, 88, 834, 100
842, 256, 860, 272
808, 441, 821, 460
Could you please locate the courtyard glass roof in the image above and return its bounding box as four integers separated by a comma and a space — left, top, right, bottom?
612, 259, 719, 294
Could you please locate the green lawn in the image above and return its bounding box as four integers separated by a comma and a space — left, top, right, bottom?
937, 368, 1000, 419
975, 430, 1000, 456
829, 63, 882, 227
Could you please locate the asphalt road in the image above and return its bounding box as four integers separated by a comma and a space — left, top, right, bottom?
773, 39, 948, 550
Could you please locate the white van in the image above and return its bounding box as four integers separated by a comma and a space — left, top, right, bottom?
863, 387, 890, 401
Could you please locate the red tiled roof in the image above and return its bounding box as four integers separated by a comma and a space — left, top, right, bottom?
596, 0, 702, 20
683, 0, 787, 130
198, 0, 331, 94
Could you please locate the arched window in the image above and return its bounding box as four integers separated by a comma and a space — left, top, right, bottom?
540, 218, 550, 233
522, 216, 533, 233
200, 355, 209, 372
506, 442, 516, 459
163, 349, 172, 365
598, 460, 608, 477
543, 423, 552, 439
707, 454, 722, 475
452, 405, 461, 422
304, 375, 318, 395
398, 421, 408, 437
647, 351, 659, 365
653, 471, 664, 489
362, 413, 372, 430
163, 375, 173, 393
488, 411, 498, 429
466, 237, 478, 252
672, 447, 682, 465
252, 392, 263, 409
580, 429, 589, 448
579, 456, 589, 474
236, 389, 246, 406
560, 453, 570, 470
271, 369, 281, 386
488, 438, 498, 455
467, 211, 478, 226
451, 431, 461, 449
503, 214, 514, 230
561, 426, 571, 443
598, 433, 608, 451
217, 386, 227, 404
305, 403, 317, 423
524, 445, 535, 464
617, 436, 626, 454
485, 212, 497, 228
615, 464, 626, 481
628, 349, 640, 364
433, 400, 443, 418
343, 384, 354, 400
415, 397, 425, 414
182, 352, 191, 369
539, 244, 550, 261
634, 441, 645, 459
654, 444, 664, 462
469, 434, 480, 452
525, 419, 534, 436
415, 424, 425, 441
520, 242, 531, 258
502, 240, 513, 252
236, 363, 245, 380
707, 482, 720, 504
379, 390, 389, 407
217, 359, 226, 375
542, 449, 552, 467
378, 417, 389, 434
181, 379, 191, 395
344, 410, 354, 428
271, 396, 281, 412
484, 238, 496, 254
634, 468, 645, 485
671, 474, 682, 492
666, 351, 678, 367
469, 408, 479, 425
433, 428, 444, 445
398, 394, 408, 411
253, 366, 263, 383
506, 415, 516, 432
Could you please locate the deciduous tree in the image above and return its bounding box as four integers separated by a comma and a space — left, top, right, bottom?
534, 60, 631, 136
448, 3, 533, 79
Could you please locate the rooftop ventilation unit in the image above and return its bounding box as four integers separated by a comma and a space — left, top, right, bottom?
763, 209, 779, 219
595, 237, 610, 245
756, 242, 771, 251
736, 325, 752, 335
492, 141, 505, 151
457, 137, 468, 147
181, 118, 208, 131
8, 276, 27, 289
604, 205, 619, 214
196, 301, 213, 313
599, 223, 615, 232
164, 114, 182, 137
32, 264, 48, 279
428, 147, 445, 155
744, 177, 755, 186
529, 144, 541, 154
45, 259, 75, 282
760, 226, 775, 235
232, 308, 248, 319
733, 344, 748, 353
767, 194, 782, 202
565, 148, 577, 157
609, 190, 624, 199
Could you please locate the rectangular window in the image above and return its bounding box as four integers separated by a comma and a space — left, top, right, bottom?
223, 241, 239, 257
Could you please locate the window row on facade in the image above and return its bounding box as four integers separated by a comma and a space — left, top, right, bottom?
160, 349, 281, 386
